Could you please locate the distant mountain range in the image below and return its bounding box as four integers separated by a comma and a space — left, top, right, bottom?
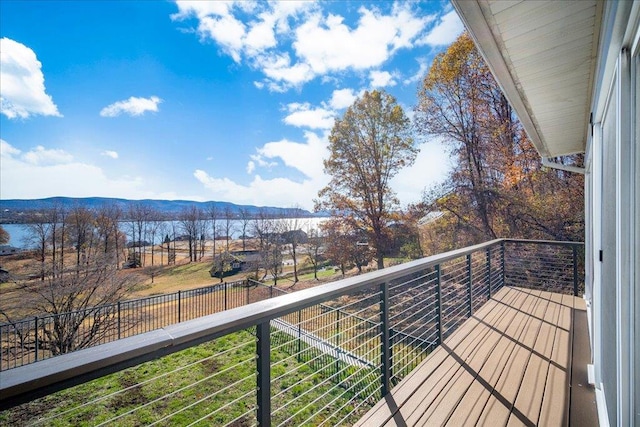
0, 197, 323, 223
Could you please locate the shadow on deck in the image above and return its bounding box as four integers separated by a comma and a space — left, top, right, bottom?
356, 286, 598, 426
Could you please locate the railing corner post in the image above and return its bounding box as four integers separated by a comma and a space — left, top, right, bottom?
256, 321, 271, 427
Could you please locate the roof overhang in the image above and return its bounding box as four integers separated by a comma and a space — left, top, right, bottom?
451, 0, 603, 157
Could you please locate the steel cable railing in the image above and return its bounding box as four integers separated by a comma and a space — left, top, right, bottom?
1, 239, 584, 426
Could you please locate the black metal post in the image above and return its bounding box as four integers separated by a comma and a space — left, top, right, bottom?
436, 265, 442, 345
256, 322, 271, 427
501, 241, 506, 289
117, 301, 121, 340
224, 282, 228, 311
335, 310, 340, 379
297, 310, 302, 362
467, 254, 473, 317
572, 245, 579, 296
270, 285, 273, 299
34, 316, 39, 362
380, 282, 390, 396
178, 290, 181, 323
486, 247, 492, 299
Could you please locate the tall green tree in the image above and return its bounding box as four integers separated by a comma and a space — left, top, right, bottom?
316, 90, 417, 269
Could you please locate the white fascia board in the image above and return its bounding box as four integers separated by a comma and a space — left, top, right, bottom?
451, 0, 549, 157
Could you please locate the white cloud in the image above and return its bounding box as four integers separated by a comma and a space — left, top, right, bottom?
172, 1, 313, 64
258, 131, 328, 180
172, 1, 433, 91
255, 53, 314, 88
329, 88, 357, 110
194, 131, 330, 210
390, 138, 453, 206
0, 139, 21, 157
283, 103, 335, 129
22, 145, 74, 166
0, 140, 187, 200
197, 13, 246, 62
100, 96, 162, 117
101, 150, 119, 159
249, 154, 277, 169
292, 6, 428, 76
194, 170, 324, 210
418, 9, 464, 46
369, 70, 396, 88
246, 160, 255, 174
0, 38, 62, 119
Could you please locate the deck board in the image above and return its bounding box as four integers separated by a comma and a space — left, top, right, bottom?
355, 286, 598, 427
355, 288, 524, 427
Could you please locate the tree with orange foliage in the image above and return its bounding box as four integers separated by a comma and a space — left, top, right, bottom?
415, 32, 583, 250
316, 90, 417, 269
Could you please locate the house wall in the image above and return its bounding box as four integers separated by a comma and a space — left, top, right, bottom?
585, 3, 639, 426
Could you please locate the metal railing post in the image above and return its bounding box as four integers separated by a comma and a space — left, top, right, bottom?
256, 321, 271, 427
501, 241, 506, 289
380, 282, 390, 396
117, 302, 121, 340
297, 310, 302, 362
467, 254, 473, 317
335, 310, 340, 380
34, 316, 39, 362
572, 245, 579, 296
435, 265, 442, 345
486, 247, 492, 299
178, 290, 181, 323
224, 282, 228, 311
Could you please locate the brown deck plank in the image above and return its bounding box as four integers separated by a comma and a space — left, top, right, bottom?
416, 303, 516, 426
398, 296, 518, 425
507, 292, 560, 426
353, 288, 521, 427
357, 287, 526, 427
445, 297, 534, 426
409, 289, 544, 426
356, 287, 596, 427
475, 290, 547, 426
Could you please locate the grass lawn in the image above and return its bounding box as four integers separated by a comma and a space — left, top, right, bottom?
1, 329, 378, 426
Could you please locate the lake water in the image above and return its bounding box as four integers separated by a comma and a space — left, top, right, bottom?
2, 217, 328, 249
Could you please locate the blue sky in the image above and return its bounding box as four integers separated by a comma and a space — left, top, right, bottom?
0, 1, 461, 211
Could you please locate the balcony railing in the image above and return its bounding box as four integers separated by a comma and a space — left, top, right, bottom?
0, 279, 273, 371
0, 239, 583, 426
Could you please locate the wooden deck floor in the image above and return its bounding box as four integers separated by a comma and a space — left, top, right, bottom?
355, 286, 598, 426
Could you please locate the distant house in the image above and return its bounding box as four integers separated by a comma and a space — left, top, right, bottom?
280, 229, 308, 244
0, 245, 21, 256
209, 250, 261, 278
126, 240, 151, 248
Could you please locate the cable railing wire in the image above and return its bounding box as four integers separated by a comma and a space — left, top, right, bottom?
1, 239, 584, 426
